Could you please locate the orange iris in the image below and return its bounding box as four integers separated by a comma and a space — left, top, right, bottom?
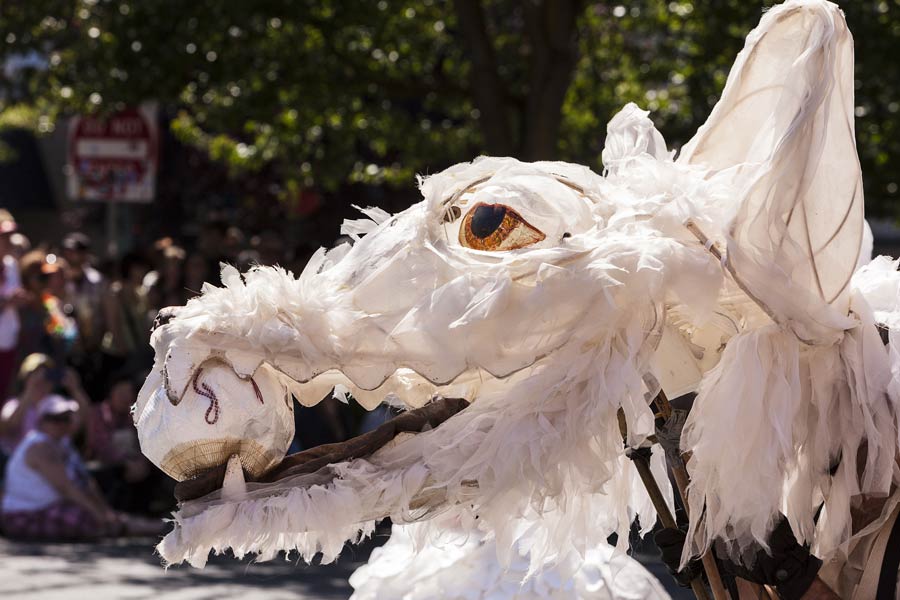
458, 202, 546, 251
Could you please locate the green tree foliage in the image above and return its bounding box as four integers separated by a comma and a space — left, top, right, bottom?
1, 1, 898, 213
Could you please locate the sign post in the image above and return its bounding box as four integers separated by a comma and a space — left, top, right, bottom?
66, 104, 158, 258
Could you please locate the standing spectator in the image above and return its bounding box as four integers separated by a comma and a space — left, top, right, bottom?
41, 255, 78, 352
1, 395, 163, 540
7, 232, 30, 259
62, 233, 107, 399
236, 248, 262, 272
158, 243, 187, 307
101, 252, 154, 375
223, 226, 245, 264
16, 252, 78, 366
62, 233, 106, 355
196, 219, 228, 264
17, 251, 56, 361
0, 210, 23, 401
183, 251, 211, 300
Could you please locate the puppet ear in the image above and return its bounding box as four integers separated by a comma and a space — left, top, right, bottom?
679, 1, 863, 343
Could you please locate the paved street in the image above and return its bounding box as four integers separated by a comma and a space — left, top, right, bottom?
0, 535, 374, 600
0, 530, 691, 599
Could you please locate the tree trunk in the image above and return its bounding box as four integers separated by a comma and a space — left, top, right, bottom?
521, 0, 582, 161
454, 0, 515, 155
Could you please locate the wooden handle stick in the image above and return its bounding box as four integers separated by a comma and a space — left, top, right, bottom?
618, 408, 713, 600
652, 391, 729, 600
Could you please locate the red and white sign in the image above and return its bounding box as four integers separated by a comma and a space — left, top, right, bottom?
67, 104, 158, 202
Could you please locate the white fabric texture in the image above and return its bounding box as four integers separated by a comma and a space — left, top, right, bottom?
678, 0, 863, 345
135, 362, 293, 481
676, 0, 899, 563
135, 0, 900, 586
349, 519, 671, 600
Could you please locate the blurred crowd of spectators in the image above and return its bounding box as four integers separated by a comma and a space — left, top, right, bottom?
0, 207, 382, 542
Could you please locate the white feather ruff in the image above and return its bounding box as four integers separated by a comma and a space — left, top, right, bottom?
349, 518, 672, 600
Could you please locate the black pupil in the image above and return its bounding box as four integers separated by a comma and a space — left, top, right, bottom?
470, 204, 506, 238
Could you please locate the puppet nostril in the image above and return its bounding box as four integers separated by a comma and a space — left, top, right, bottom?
442, 205, 462, 223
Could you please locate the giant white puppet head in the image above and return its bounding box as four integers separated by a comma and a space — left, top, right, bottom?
136, 0, 900, 573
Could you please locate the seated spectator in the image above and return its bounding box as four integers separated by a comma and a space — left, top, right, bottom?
85, 375, 161, 513
0, 354, 89, 457
85, 375, 142, 466
0, 396, 162, 541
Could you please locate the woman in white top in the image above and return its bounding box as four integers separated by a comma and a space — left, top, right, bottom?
1, 395, 162, 540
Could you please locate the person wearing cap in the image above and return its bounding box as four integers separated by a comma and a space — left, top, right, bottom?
0, 394, 163, 540
0, 353, 89, 457
0, 209, 24, 400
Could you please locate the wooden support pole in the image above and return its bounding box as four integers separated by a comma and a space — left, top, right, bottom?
618, 408, 712, 600
651, 391, 730, 600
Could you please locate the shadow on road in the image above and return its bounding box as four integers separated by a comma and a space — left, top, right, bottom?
0, 530, 392, 600
0, 526, 692, 599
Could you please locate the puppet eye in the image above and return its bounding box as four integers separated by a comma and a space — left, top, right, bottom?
458, 202, 546, 251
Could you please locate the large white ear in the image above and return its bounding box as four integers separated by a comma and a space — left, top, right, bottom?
678, 0, 863, 343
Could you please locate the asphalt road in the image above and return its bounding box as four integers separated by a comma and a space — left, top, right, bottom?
0, 535, 372, 600
0, 530, 693, 599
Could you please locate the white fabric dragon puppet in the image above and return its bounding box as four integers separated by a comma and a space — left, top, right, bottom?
134, 0, 900, 594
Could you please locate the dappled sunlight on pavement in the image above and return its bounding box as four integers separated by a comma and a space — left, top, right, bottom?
0, 532, 691, 599
0, 535, 378, 599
